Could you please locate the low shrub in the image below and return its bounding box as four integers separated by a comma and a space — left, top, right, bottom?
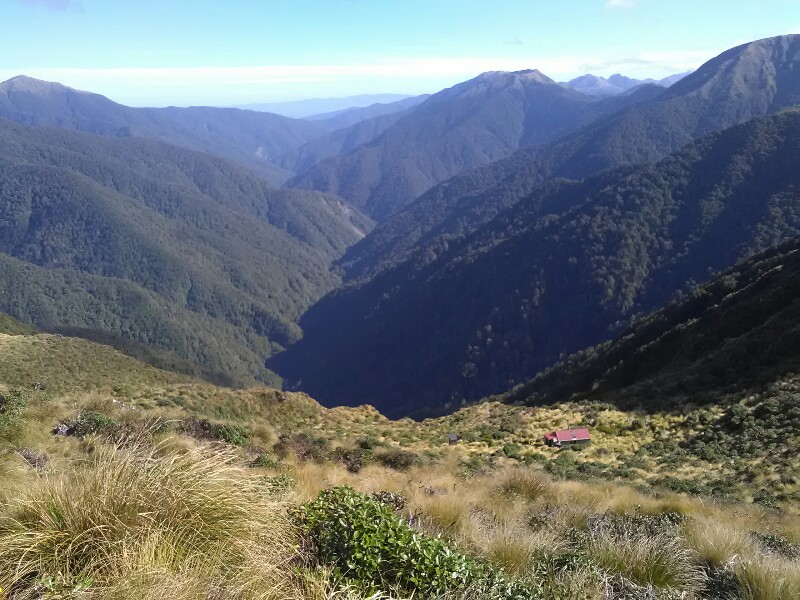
375, 448, 417, 471
274, 433, 330, 462
295, 486, 539, 598
332, 447, 373, 473
181, 418, 248, 446
0, 390, 28, 443
64, 409, 118, 437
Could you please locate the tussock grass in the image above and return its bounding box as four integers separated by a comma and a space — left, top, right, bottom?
0, 440, 301, 599
734, 555, 800, 600
588, 529, 706, 591
496, 467, 553, 502
685, 517, 752, 569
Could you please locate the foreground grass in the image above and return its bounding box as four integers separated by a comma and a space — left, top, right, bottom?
0, 441, 304, 599
1, 328, 798, 598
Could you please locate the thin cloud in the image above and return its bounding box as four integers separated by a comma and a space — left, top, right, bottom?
1, 48, 719, 105
605, 0, 636, 8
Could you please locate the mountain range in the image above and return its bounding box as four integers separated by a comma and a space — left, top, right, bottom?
0, 75, 326, 184
272, 107, 800, 416
287, 69, 660, 220
563, 72, 689, 96
1, 34, 800, 419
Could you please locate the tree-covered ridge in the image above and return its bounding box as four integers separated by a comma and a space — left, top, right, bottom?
341, 35, 800, 281
0, 117, 371, 385
503, 237, 800, 410
288, 69, 645, 221
272, 110, 800, 417
0, 75, 327, 184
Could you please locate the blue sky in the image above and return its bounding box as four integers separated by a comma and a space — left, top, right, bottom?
1, 0, 798, 106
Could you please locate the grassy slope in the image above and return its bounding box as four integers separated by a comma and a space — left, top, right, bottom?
0, 320, 798, 597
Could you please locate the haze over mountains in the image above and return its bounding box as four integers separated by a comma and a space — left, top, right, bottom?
0, 75, 325, 185
1, 34, 800, 421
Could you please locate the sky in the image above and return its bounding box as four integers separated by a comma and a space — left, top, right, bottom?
1, 0, 799, 106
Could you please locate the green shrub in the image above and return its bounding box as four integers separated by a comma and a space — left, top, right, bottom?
250, 453, 280, 469
375, 448, 417, 471
502, 443, 522, 459
64, 410, 118, 437
332, 447, 374, 473
212, 424, 248, 446
0, 390, 28, 443
295, 487, 539, 598
181, 418, 248, 446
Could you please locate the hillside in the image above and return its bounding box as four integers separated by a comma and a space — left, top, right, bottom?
0, 75, 327, 184
340, 35, 800, 281
504, 238, 800, 411
0, 316, 798, 598
0, 116, 371, 385
281, 101, 426, 175
287, 70, 636, 220
272, 109, 800, 417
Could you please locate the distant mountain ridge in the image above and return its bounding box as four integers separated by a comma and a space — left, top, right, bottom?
306, 95, 430, 127
237, 94, 414, 119
0, 75, 327, 184
287, 69, 645, 220
563, 72, 689, 96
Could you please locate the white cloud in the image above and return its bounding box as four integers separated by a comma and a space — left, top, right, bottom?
0, 48, 720, 105
605, 0, 636, 8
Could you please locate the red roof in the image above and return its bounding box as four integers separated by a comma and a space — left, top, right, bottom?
544, 428, 591, 442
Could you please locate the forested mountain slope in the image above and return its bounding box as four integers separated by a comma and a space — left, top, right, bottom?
0, 117, 371, 385
272, 110, 800, 417
340, 35, 800, 281
0, 75, 326, 184
502, 238, 800, 412
281, 102, 425, 175
288, 70, 640, 220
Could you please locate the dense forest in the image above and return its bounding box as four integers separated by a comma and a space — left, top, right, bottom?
0, 116, 371, 384
272, 109, 800, 416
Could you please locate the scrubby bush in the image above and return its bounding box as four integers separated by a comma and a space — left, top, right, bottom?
375, 448, 417, 471
64, 409, 119, 437
295, 486, 539, 598
0, 389, 28, 443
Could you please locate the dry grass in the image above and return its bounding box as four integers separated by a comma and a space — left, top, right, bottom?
587, 529, 706, 592
735, 555, 800, 600
685, 517, 752, 569
496, 467, 554, 502
0, 441, 303, 599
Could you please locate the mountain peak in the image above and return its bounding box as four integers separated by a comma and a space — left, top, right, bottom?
474, 69, 554, 86
511, 69, 554, 84
0, 75, 86, 95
